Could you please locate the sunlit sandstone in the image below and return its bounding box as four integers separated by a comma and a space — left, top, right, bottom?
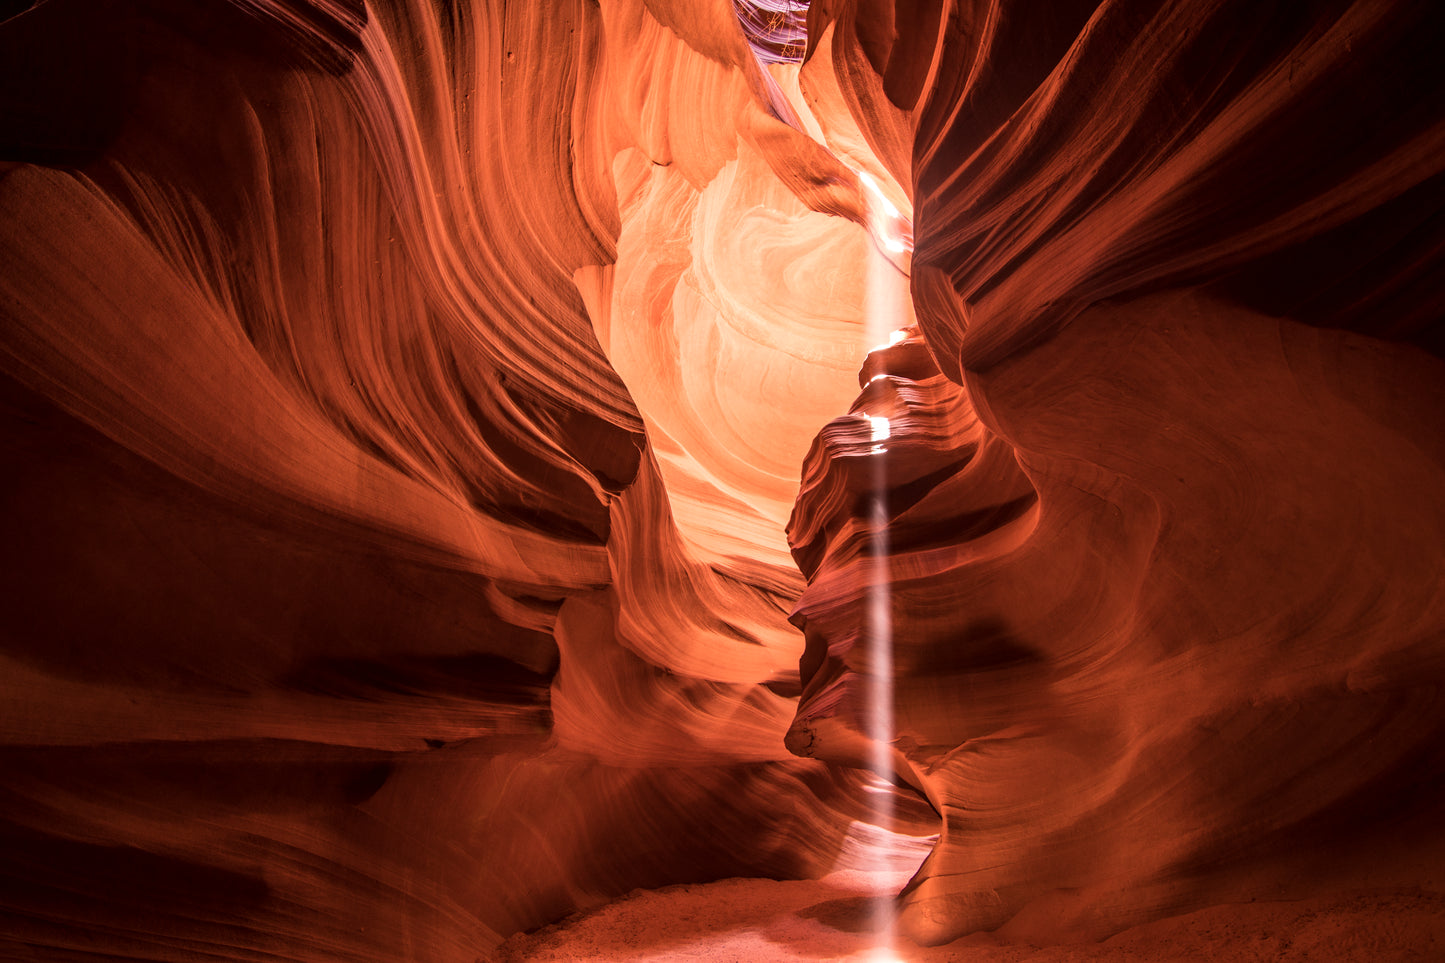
2, 0, 1443, 959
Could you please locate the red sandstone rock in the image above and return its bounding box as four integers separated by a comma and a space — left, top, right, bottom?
1, 0, 1443, 959
793, 0, 1445, 947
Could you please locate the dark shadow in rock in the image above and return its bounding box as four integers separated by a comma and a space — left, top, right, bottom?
795, 894, 894, 934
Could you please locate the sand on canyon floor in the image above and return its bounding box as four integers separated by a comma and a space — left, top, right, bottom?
493, 870, 1445, 962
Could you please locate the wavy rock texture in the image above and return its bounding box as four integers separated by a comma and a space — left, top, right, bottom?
788, 0, 1445, 948
2, 0, 1445, 959
0, 0, 913, 959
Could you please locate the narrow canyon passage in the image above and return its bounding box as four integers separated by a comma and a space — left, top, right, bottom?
3, 1, 1445, 961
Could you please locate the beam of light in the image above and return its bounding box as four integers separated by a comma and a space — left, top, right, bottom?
858, 170, 910, 255
857, 170, 901, 219
860, 165, 912, 963
865, 452, 896, 957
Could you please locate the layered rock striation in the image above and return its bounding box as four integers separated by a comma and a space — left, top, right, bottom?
787, 0, 1445, 946
0, 0, 892, 958
1, 0, 1443, 958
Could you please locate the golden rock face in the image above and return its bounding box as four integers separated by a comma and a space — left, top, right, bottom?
2, 0, 1445, 957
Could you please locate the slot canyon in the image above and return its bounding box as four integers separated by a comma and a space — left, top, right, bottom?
3, 0, 1445, 959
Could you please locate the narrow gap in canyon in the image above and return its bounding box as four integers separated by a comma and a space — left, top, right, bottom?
3, 1, 1445, 961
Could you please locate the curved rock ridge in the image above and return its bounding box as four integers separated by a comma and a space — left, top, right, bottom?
577, 0, 916, 571
0, 0, 913, 959
785, 0, 1445, 947
905, 0, 1445, 373
2, 0, 1444, 958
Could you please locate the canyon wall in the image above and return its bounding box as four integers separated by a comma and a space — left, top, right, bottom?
0, 1, 892, 957
790, 0, 1445, 945
1, 0, 1443, 957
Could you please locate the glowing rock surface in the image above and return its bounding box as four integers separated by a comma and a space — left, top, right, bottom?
1, 0, 1443, 959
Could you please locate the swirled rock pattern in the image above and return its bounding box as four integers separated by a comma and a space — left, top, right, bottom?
0, 1, 906, 959
788, 0, 1445, 947
2, 0, 1444, 958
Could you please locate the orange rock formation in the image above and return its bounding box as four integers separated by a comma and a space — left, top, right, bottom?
1, 0, 1443, 958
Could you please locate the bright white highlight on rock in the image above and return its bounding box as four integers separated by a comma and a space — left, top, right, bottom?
868, 328, 911, 354
858, 170, 909, 254
857, 170, 901, 219
868, 416, 890, 442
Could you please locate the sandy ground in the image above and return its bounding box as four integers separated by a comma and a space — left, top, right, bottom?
493, 871, 1445, 962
